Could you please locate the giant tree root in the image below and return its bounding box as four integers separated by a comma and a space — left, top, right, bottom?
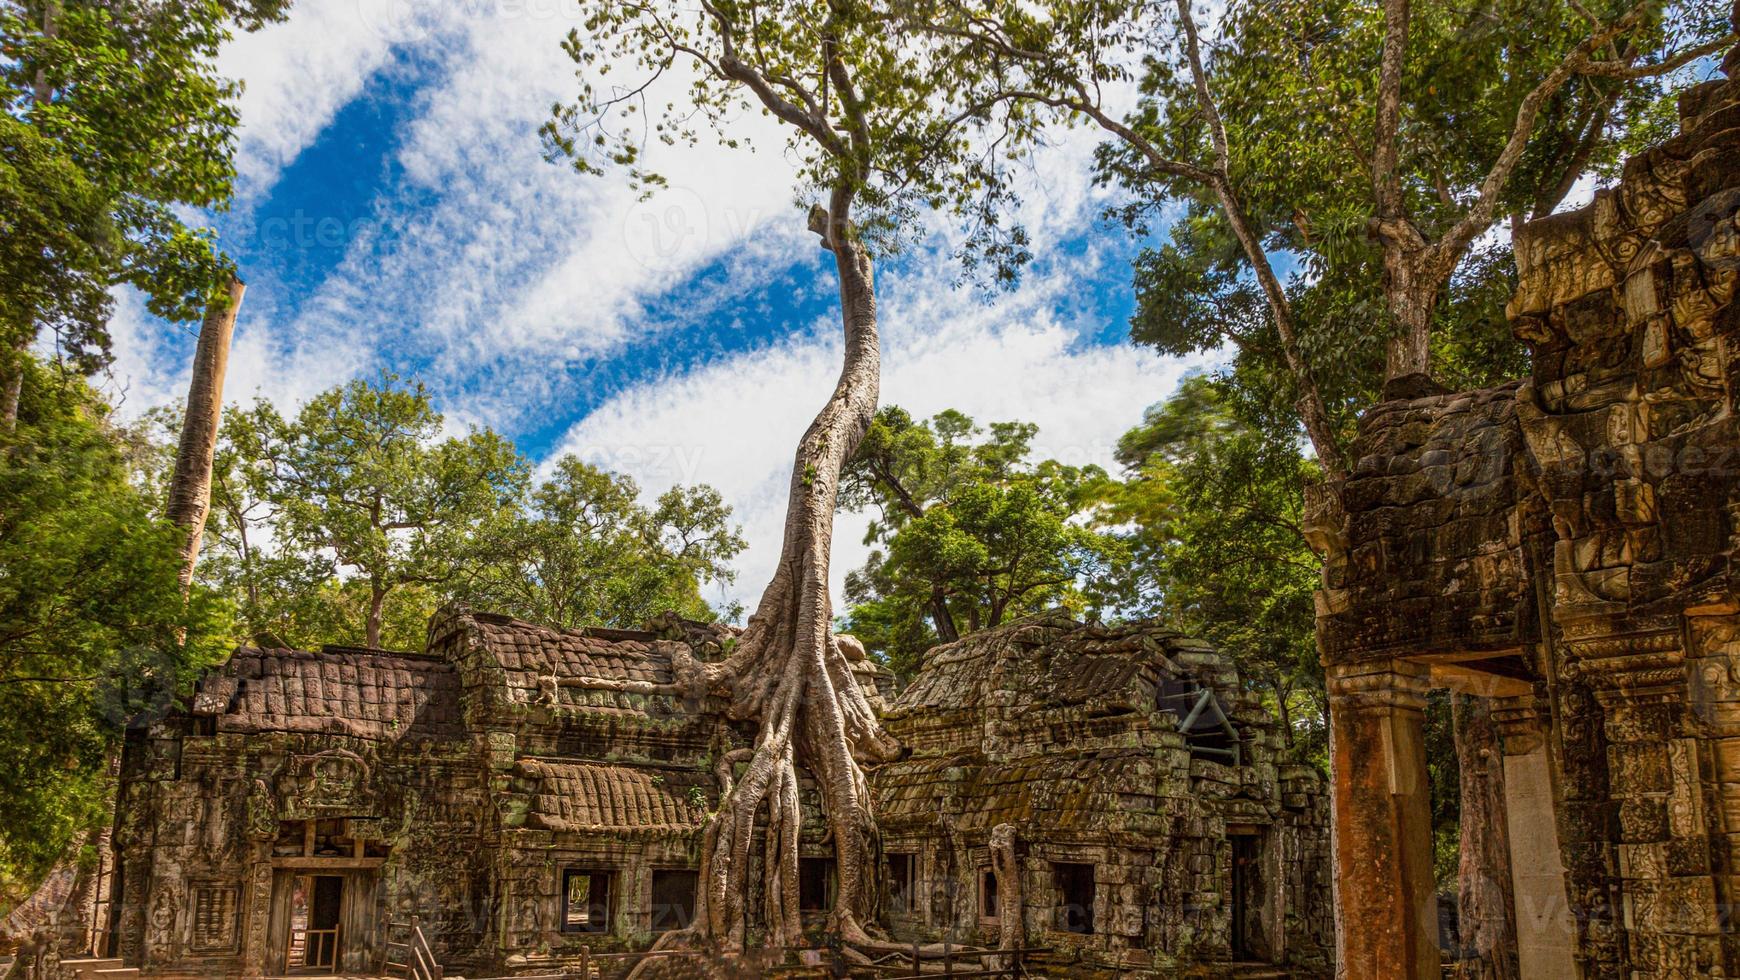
573, 195, 907, 954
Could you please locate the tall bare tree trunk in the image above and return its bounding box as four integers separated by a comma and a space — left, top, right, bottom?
365, 582, 385, 650
592, 193, 906, 957
166, 277, 244, 594
1452, 693, 1518, 980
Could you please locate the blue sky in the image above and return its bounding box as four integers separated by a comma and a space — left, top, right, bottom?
108, 0, 1215, 611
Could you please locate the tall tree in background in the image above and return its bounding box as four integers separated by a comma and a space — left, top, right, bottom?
0, 363, 229, 891
545, 0, 1043, 950
0, 0, 289, 426
904, 0, 1733, 465
841, 407, 1122, 678
234, 376, 528, 650
1098, 375, 1327, 754
458, 455, 746, 630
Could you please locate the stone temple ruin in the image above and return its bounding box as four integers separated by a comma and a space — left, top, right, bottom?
1309, 37, 1740, 980
90, 605, 1330, 979
31, 25, 1740, 980
875, 616, 1332, 976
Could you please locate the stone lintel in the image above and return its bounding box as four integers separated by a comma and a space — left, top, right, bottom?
1326, 660, 1432, 713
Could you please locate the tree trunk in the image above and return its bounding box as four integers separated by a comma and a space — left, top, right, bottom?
165, 276, 245, 595
1275, 679, 1295, 749
1452, 693, 1519, 980
929, 592, 959, 644
689, 194, 900, 948
366, 583, 385, 650
0, 337, 24, 433
1379, 242, 1435, 382
572, 192, 901, 955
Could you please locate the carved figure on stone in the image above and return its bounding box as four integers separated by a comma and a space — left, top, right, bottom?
288, 749, 370, 813
515, 892, 541, 943
244, 778, 276, 840
148, 887, 178, 954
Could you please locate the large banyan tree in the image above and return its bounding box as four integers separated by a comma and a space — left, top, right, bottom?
542, 0, 1040, 953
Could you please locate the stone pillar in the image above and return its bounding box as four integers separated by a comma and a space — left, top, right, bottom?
1491, 697, 1579, 980
1325, 660, 1439, 980
1570, 627, 1722, 976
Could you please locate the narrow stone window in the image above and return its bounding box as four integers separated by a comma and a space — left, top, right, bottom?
649, 870, 697, 932
561, 869, 612, 934
1051, 863, 1094, 935
979, 869, 998, 921
885, 854, 917, 913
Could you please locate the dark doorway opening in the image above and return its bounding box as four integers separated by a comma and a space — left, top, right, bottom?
799, 857, 836, 911
980, 869, 999, 920
286, 875, 343, 972
1052, 863, 1094, 935
1231, 834, 1264, 959
650, 870, 697, 932
887, 854, 916, 913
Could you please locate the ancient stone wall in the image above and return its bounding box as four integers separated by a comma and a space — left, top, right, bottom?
1313, 35, 1740, 980
875, 615, 1333, 978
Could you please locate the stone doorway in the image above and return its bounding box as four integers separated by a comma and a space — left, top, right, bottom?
1229, 832, 1269, 962
285, 875, 343, 973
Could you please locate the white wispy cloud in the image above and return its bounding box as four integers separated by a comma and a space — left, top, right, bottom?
104, 0, 1208, 620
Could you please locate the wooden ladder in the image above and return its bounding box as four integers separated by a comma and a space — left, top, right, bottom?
384, 916, 443, 980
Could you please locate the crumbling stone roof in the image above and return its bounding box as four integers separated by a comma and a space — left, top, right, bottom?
513, 759, 711, 833
191, 646, 465, 741
439, 610, 698, 716
875, 751, 1169, 834
886, 613, 1225, 721
470, 613, 676, 683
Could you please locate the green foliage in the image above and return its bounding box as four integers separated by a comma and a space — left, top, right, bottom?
0, 114, 114, 374
0, 359, 231, 879
192, 375, 746, 650
202, 375, 528, 649
840, 406, 1123, 676
1097, 375, 1327, 759
0, 0, 287, 367
456, 455, 746, 631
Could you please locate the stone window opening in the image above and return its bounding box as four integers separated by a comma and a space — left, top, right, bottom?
1051, 862, 1094, 935
979, 868, 998, 922
560, 869, 612, 934
1157, 678, 1241, 765
798, 857, 836, 912
887, 853, 917, 914
649, 869, 697, 932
